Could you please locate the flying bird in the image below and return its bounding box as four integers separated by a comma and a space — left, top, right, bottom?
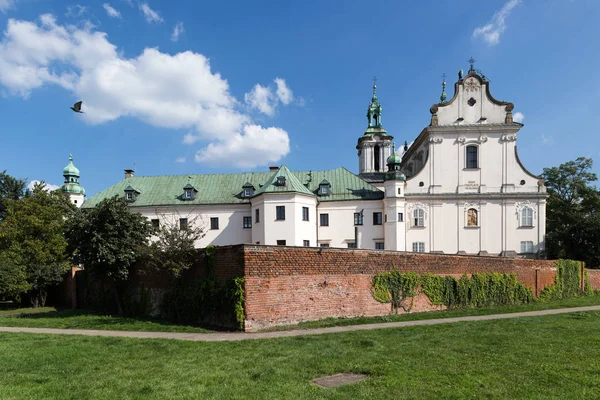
70, 101, 84, 113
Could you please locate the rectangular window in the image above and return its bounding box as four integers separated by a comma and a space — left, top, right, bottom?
243, 216, 252, 229
398, 212, 404, 222
354, 212, 363, 226
373, 212, 383, 225
210, 217, 219, 230
126, 192, 133, 201
466, 145, 478, 169
302, 207, 309, 221
347, 242, 357, 249
276, 206, 286, 221
413, 209, 424, 227
521, 241, 534, 254
255, 208, 260, 223
521, 208, 533, 227
151, 219, 159, 228
412, 242, 425, 253
185, 190, 193, 199
319, 243, 330, 248
303, 240, 310, 247
375, 242, 385, 250
276, 240, 286, 246
320, 213, 329, 226
179, 218, 188, 230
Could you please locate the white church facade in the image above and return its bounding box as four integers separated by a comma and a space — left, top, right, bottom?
64, 64, 547, 257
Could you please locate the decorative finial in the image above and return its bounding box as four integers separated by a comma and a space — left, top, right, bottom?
440, 73, 447, 103
69, 153, 73, 162
372, 76, 377, 89
468, 57, 476, 72
392, 142, 396, 153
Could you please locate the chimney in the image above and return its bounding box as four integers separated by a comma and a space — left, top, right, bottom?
124, 169, 134, 179
269, 166, 279, 172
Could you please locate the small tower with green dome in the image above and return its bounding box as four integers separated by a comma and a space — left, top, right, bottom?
60, 154, 85, 207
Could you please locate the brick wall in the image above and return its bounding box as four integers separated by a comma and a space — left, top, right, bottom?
587, 269, 600, 291
242, 245, 557, 331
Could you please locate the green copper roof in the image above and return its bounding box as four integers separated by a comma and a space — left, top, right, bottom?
63, 154, 80, 177
82, 167, 383, 208
253, 165, 314, 197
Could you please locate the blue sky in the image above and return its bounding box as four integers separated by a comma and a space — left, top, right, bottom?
1, 0, 599, 196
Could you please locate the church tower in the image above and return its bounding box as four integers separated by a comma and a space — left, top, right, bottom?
60, 154, 85, 208
357, 79, 394, 185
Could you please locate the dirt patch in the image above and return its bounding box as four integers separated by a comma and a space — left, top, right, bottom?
311, 373, 367, 388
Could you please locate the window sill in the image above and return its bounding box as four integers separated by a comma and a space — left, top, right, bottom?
411, 226, 426, 229
518, 226, 534, 229
464, 226, 480, 229
463, 168, 480, 171
243, 227, 252, 229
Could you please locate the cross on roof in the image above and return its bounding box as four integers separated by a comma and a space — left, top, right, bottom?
468, 57, 476, 71
441, 73, 446, 84
372, 76, 377, 87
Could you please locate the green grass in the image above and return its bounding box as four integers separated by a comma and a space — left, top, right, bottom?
1, 311, 600, 399
263, 293, 600, 331
0, 308, 213, 333
2, 294, 600, 335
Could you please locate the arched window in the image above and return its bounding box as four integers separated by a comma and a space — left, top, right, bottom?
373, 114, 378, 127
466, 145, 478, 169
467, 208, 478, 227
413, 209, 424, 227
521, 207, 533, 227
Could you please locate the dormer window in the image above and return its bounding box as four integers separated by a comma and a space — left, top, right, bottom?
124, 185, 138, 202
182, 183, 197, 201
318, 180, 331, 196
276, 176, 286, 186
241, 182, 255, 198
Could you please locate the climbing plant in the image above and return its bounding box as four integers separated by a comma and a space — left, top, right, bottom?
539, 259, 586, 301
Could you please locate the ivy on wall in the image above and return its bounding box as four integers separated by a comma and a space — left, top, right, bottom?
373, 259, 593, 312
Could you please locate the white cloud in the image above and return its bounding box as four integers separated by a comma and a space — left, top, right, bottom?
541, 134, 555, 146
175, 156, 186, 163
66, 4, 87, 18
245, 84, 276, 116
244, 78, 297, 116
274, 77, 293, 105
139, 3, 162, 23
103, 3, 121, 19
27, 180, 60, 192
171, 22, 184, 42
0, 14, 291, 168
513, 112, 524, 123
0, 0, 15, 13
473, 0, 521, 46
195, 125, 290, 168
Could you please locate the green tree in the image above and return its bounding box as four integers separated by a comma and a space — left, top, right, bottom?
542, 157, 600, 268
145, 215, 205, 279
66, 196, 151, 315
0, 183, 74, 306
0, 170, 28, 221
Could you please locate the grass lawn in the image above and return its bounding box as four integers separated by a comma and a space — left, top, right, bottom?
1, 311, 600, 399
1, 294, 600, 334
0, 308, 213, 333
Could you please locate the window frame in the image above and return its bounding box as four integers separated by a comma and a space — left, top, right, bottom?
466, 208, 478, 227
210, 217, 219, 230
412, 242, 425, 253
375, 242, 385, 250
151, 219, 159, 229
398, 212, 404, 222
320, 213, 329, 227
179, 218, 188, 231
302, 206, 309, 221
303, 240, 310, 247
354, 212, 363, 226
276, 240, 286, 246
465, 145, 479, 169
276, 206, 286, 221
373, 212, 383, 225
319, 243, 330, 248
255, 208, 260, 223
413, 209, 424, 227
243, 216, 252, 229
347, 242, 357, 249
520, 241, 534, 254
184, 190, 194, 200
520, 207, 534, 227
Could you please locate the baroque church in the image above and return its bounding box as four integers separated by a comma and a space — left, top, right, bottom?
62, 63, 547, 257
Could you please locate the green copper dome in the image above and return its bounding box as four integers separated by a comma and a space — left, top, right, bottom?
387, 152, 401, 165
61, 154, 85, 195
63, 154, 80, 177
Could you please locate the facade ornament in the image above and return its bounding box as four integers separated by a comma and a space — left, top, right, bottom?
505, 103, 514, 124
429, 104, 439, 127
457, 136, 466, 144
428, 136, 443, 144
464, 202, 480, 211
478, 135, 488, 143
464, 77, 480, 93
407, 202, 428, 219
515, 201, 537, 219
500, 134, 517, 142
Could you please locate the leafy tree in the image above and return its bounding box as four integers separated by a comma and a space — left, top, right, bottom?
66, 196, 151, 315
0, 183, 74, 306
542, 157, 600, 268
145, 215, 205, 279
0, 170, 28, 221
